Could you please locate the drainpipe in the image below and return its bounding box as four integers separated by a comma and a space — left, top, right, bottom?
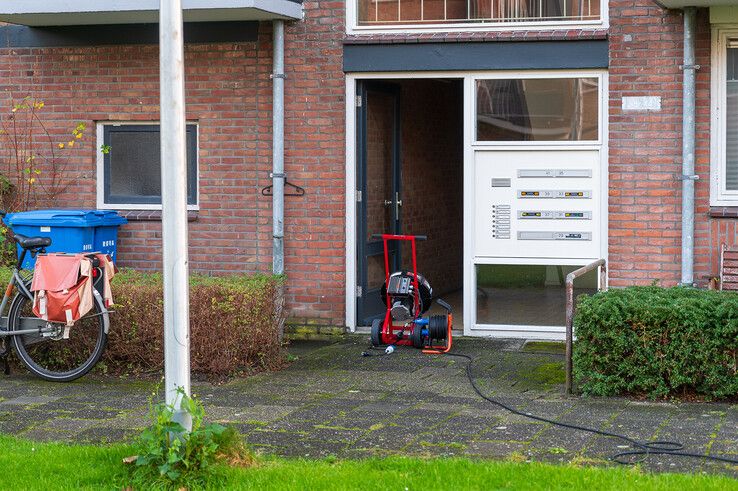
272, 20, 286, 339
272, 20, 285, 276
681, 7, 697, 286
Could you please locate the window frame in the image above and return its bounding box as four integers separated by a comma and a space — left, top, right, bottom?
346, 0, 608, 34
711, 27, 738, 206
96, 122, 199, 210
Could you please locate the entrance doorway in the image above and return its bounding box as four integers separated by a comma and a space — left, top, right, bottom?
356, 78, 464, 328
347, 71, 607, 338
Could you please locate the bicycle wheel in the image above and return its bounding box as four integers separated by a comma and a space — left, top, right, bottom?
9, 290, 108, 382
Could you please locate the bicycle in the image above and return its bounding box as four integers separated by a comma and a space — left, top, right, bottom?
0, 211, 110, 382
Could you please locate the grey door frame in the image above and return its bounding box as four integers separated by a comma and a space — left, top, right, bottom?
356, 80, 402, 326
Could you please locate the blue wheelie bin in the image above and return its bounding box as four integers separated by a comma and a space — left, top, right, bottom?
4, 209, 127, 269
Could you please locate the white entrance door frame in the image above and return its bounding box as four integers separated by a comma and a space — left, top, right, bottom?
344, 70, 609, 338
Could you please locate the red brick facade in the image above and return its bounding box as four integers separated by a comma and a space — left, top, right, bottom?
608, 3, 719, 287
0, 1, 348, 326
1, 1, 734, 329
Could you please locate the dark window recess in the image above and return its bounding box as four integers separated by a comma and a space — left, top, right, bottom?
103, 124, 197, 205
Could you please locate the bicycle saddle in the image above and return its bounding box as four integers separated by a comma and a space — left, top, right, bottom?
13, 233, 51, 249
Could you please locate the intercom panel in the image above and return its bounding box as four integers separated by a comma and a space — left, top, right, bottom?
474, 149, 601, 260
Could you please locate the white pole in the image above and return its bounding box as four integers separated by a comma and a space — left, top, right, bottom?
159, 0, 191, 431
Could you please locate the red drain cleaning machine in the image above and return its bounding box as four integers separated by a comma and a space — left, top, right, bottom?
370, 234, 453, 354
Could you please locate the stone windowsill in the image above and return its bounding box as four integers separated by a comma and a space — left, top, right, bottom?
709, 206, 738, 218
118, 210, 199, 222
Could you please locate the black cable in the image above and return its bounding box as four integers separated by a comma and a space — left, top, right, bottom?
444, 352, 738, 466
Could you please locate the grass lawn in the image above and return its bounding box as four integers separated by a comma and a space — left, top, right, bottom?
0, 435, 736, 490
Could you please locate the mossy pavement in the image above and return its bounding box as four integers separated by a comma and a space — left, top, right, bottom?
0, 336, 736, 477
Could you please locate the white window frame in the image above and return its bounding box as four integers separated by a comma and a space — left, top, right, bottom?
710, 27, 738, 205
96, 121, 200, 211
345, 0, 608, 35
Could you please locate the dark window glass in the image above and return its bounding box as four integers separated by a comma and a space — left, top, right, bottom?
103, 125, 197, 205
476, 78, 598, 142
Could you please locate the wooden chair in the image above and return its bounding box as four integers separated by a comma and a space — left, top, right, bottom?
719, 244, 738, 291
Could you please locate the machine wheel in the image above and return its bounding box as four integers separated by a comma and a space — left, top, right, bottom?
411, 324, 425, 349
370, 319, 383, 347
428, 315, 448, 341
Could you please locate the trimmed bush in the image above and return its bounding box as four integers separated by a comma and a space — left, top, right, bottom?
573, 286, 738, 399
0, 268, 285, 378
106, 270, 285, 377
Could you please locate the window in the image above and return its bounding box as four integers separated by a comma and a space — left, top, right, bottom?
710, 29, 738, 205
475, 77, 599, 142
98, 124, 197, 209
352, 0, 602, 30
727, 45, 738, 192
475, 264, 597, 326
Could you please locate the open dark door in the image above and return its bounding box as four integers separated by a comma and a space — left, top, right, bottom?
356, 81, 402, 326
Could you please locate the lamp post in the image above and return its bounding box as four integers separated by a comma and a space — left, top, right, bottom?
159, 0, 191, 431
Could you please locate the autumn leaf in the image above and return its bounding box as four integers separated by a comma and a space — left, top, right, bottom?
58, 143, 65, 149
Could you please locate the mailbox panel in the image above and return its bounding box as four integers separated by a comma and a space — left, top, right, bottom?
474, 149, 601, 260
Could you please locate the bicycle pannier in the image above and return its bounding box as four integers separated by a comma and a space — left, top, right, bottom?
30, 253, 115, 329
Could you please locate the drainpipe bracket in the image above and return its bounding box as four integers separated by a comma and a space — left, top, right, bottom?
679, 64, 701, 71
270, 172, 286, 179
680, 174, 699, 180
270, 73, 287, 79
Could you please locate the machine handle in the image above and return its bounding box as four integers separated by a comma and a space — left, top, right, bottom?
371, 234, 427, 241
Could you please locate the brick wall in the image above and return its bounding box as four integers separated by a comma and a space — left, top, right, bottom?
0, 1, 348, 326
6, 0, 733, 328
608, 2, 712, 286
396, 79, 464, 295
280, 3, 346, 325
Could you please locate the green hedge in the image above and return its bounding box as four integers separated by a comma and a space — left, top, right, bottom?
0, 268, 285, 377
573, 286, 738, 399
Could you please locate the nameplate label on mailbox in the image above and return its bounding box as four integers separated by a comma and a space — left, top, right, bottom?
517, 231, 592, 241
518, 211, 592, 220
518, 190, 591, 199
492, 204, 511, 239
517, 169, 592, 178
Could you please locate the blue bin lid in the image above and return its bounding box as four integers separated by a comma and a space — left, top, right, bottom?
5, 209, 128, 228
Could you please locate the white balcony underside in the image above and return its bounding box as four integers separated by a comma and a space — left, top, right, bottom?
0, 0, 302, 26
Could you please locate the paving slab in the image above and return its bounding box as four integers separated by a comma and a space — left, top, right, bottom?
0, 335, 735, 478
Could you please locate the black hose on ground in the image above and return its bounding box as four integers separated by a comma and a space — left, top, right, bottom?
445, 352, 738, 466
363, 344, 738, 466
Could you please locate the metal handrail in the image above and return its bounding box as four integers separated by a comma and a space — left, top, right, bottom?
565, 258, 606, 394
